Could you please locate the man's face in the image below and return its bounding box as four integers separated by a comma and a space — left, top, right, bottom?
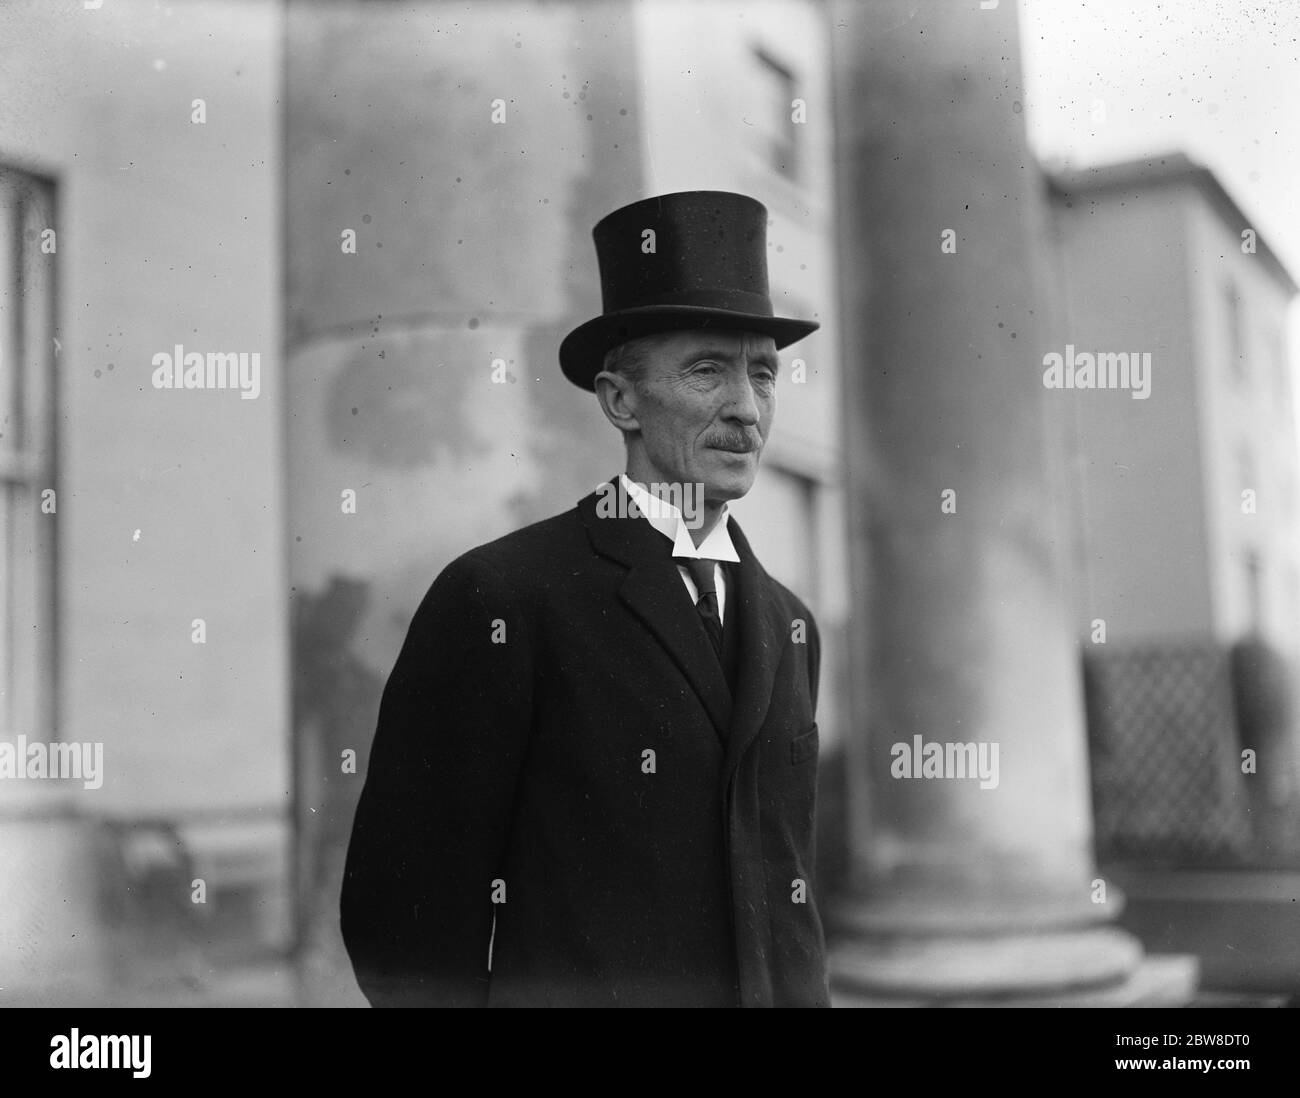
624, 329, 778, 504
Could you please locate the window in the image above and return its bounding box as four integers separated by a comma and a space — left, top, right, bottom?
0, 164, 57, 739
750, 47, 801, 183
1223, 279, 1245, 381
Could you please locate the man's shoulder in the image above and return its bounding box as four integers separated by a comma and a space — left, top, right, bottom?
759, 570, 818, 633
437, 504, 589, 588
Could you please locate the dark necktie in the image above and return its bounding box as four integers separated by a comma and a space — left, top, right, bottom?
682, 558, 724, 660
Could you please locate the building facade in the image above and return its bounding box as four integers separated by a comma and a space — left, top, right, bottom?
0, 0, 289, 1002
0, 0, 1236, 1006
1050, 154, 1300, 660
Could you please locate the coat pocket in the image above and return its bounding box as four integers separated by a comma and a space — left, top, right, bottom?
790, 722, 819, 765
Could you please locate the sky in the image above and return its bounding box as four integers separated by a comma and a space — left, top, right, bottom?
1019, 0, 1300, 371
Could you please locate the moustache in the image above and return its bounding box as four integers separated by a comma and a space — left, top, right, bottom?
706, 434, 761, 453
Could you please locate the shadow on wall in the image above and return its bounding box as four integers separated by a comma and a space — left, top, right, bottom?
293, 575, 384, 1005
328, 329, 493, 468
97, 820, 209, 998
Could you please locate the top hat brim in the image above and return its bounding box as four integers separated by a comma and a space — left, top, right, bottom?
558, 305, 819, 392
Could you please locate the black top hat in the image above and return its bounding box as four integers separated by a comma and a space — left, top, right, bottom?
558, 190, 819, 391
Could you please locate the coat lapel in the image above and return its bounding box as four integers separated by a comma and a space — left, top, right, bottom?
721, 518, 788, 781
578, 480, 732, 741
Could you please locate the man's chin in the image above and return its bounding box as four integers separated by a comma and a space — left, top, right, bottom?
702, 461, 758, 502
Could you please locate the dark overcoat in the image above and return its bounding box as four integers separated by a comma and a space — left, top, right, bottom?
340, 477, 829, 1007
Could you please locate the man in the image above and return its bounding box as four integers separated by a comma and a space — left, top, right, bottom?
340, 190, 828, 1007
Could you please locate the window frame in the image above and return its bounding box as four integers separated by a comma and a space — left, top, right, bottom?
0, 162, 59, 742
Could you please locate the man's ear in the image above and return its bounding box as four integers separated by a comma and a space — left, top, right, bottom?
593, 370, 641, 439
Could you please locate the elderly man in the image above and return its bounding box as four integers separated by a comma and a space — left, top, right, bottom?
340, 190, 827, 1007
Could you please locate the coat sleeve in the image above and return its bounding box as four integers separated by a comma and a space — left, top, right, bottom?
340, 552, 533, 1007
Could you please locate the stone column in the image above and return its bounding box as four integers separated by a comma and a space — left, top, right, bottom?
824, 0, 1180, 1002
283, 0, 643, 1005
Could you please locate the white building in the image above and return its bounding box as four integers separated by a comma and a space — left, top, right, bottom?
1049, 153, 1300, 660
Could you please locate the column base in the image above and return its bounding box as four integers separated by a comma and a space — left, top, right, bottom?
831, 951, 1199, 1007
829, 923, 1145, 1000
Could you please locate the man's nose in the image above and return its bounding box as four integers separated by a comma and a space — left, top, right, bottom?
720, 372, 762, 425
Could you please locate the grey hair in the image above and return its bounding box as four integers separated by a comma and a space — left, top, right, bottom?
601, 331, 674, 388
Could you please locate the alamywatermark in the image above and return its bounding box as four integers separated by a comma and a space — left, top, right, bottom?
890, 735, 999, 789
0, 736, 103, 790
50, 1030, 150, 1078
594, 480, 705, 529
1042, 345, 1151, 400
151, 346, 261, 400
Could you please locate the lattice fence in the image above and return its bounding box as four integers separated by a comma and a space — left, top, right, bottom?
1083, 642, 1253, 863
